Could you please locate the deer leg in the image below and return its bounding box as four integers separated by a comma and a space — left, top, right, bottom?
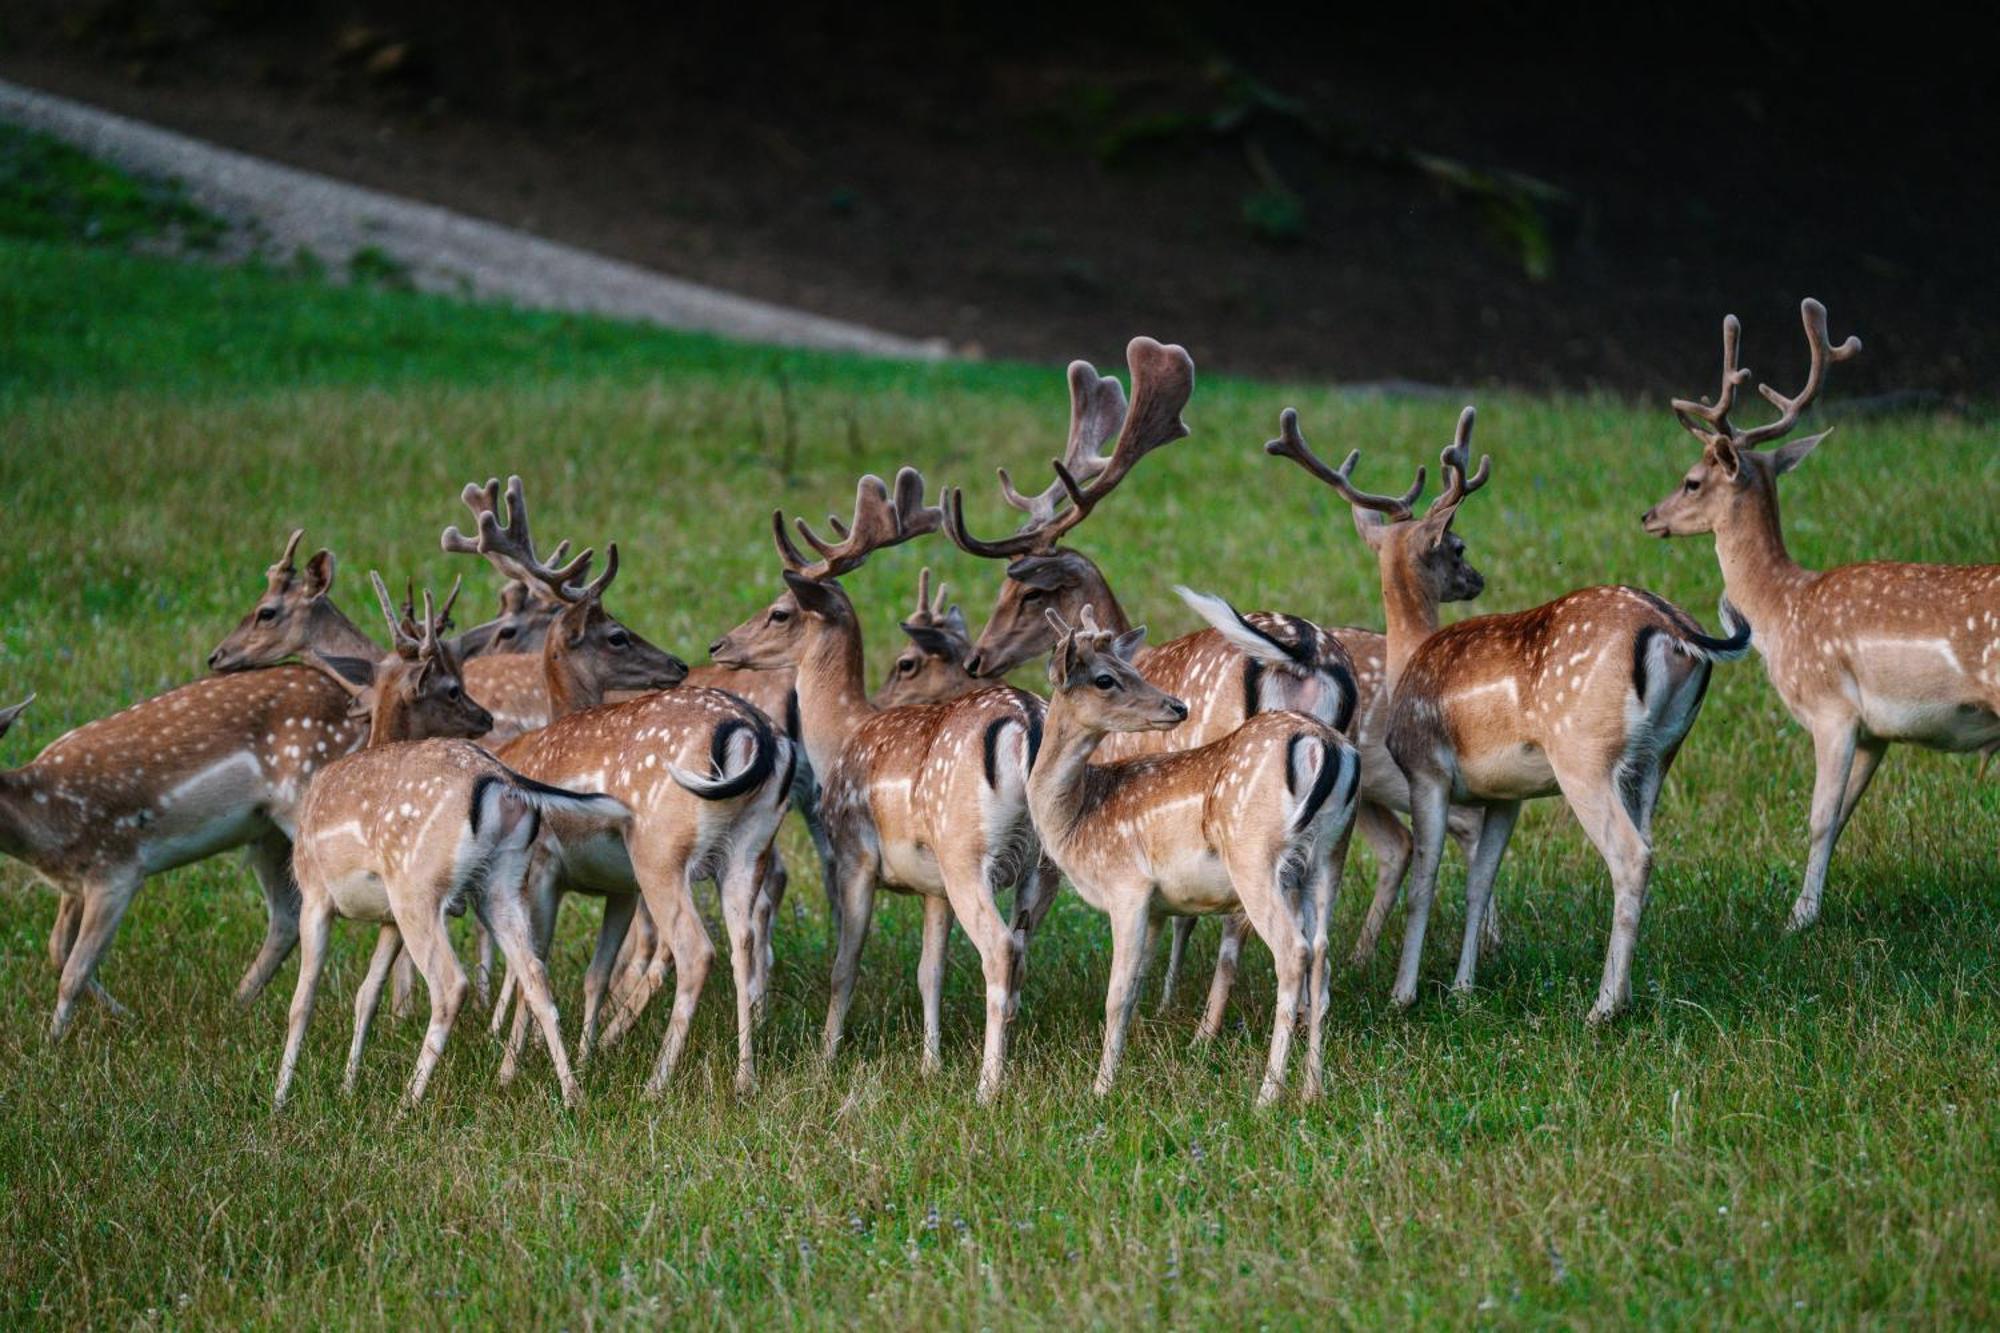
345, 925, 402, 1093
917, 894, 955, 1079
576, 892, 636, 1066
49, 871, 141, 1041
1451, 801, 1520, 997
718, 840, 767, 1097
1449, 805, 1501, 957
750, 848, 784, 1025
1194, 912, 1250, 1042
1347, 799, 1412, 971
1790, 720, 1862, 933
390, 952, 419, 1021
1391, 777, 1453, 1011
822, 850, 879, 1066
1009, 855, 1059, 996
1837, 739, 1889, 833
401, 901, 470, 1106
274, 895, 334, 1107
1304, 819, 1352, 1037
793, 763, 842, 943
942, 843, 1027, 1104
47, 893, 81, 972
641, 853, 714, 1097
1230, 850, 1312, 1110
481, 889, 579, 1107
472, 920, 495, 1012
1156, 917, 1196, 1015
602, 902, 660, 1040
234, 828, 300, 1004
1094, 894, 1156, 1097
1550, 759, 1655, 1025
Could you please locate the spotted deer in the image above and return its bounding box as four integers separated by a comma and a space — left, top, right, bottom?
1029, 607, 1357, 1104
1644, 298, 1999, 930
710, 467, 1048, 1103
941, 337, 1358, 1033
209, 526, 563, 745
872, 567, 980, 708
1278, 405, 1751, 1020
277, 584, 626, 1107
2, 624, 366, 1039
443, 477, 794, 1095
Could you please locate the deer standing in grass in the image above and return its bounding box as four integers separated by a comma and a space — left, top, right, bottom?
1029, 607, 1357, 1104
2, 608, 367, 1039
1644, 298, 1999, 930
711, 468, 1048, 1102
942, 337, 1359, 1035
277, 582, 624, 1107
1273, 405, 1752, 1020
444, 478, 794, 1095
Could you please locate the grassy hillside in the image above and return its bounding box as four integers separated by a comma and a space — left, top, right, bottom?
1, 219, 1997, 1327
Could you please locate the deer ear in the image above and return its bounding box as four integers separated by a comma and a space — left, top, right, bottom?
1709, 438, 1742, 480
1350, 506, 1391, 550
1771, 428, 1831, 476
941, 603, 969, 637
782, 571, 845, 617
1008, 552, 1084, 591
303, 549, 337, 596
0, 692, 33, 741
1111, 626, 1147, 662
899, 622, 959, 659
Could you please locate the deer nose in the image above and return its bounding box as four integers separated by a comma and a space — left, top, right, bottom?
1165, 697, 1189, 721
708, 638, 727, 658
206, 648, 226, 670
963, 652, 985, 677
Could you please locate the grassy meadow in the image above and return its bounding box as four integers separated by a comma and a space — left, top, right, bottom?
2, 142, 1999, 1326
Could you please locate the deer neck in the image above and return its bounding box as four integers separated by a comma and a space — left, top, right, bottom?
1024, 695, 1109, 854
1711, 487, 1811, 632
541, 644, 594, 721
363, 692, 415, 747
792, 614, 873, 779
310, 599, 387, 661
1378, 554, 1441, 687
0, 772, 39, 862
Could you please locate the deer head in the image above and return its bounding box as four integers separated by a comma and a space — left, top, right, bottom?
209, 529, 340, 672
710, 467, 942, 670
873, 567, 979, 707
942, 337, 1195, 678
1043, 606, 1184, 733
1267, 405, 1489, 609
452, 577, 569, 658
307, 576, 493, 743
1643, 298, 1861, 539
442, 476, 688, 702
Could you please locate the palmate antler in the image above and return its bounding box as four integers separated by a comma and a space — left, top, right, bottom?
944, 336, 1195, 560
773, 466, 943, 581
442, 476, 619, 605
1673, 298, 1862, 451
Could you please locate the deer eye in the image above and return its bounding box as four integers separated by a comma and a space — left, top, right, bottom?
607, 630, 630, 649
770, 609, 791, 624
1092, 674, 1115, 691
446, 683, 462, 701
1684, 477, 1701, 493
1021, 589, 1042, 603
256, 606, 277, 622
898, 657, 917, 674
496, 626, 516, 640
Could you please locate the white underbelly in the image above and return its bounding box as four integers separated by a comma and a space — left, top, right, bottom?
879, 840, 945, 895
1859, 693, 2000, 750
1455, 742, 1557, 802
1150, 848, 1239, 916
139, 805, 270, 874
327, 870, 393, 921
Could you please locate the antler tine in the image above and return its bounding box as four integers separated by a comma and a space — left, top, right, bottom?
1265, 407, 1424, 520
930, 575, 951, 622
418, 587, 439, 658
369, 571, 422, 657
783, 467, 942, 580
996, 359, 1130, 525
434, 574, 462, 632
442, 474, 594, 602
1428, 406, 1491, 514
1736, 298, 1862, 449
943, 484, 1051, 560
913, 566, 934, 620
273, 528, 305, 573
564, 542, 620, 604
1670, 314, 1750, 443
1041, 337, 1193, 540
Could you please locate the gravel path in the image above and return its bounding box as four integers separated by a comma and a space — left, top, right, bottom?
0, 77, 948, 360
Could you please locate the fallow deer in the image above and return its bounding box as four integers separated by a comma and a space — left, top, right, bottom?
871, 567, 980, 708
1273, 405, 1751, 1021
710, 467, 1048, 1102
443, 477, 794, 1095
1644, 298, 1998, 930
2, 621, 366, 1038
209, 527, 562, 745
941, 337, 1358, 1034
1029, 607, 1358, 1105
277, 584, 625, 1107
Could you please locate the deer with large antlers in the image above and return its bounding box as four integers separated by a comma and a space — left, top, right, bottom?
941, 337, 1360, 1035
443, 477, 794, 1094
711, 467, 1049, 1102
1273, 405, 1752, 1020
277, 583, 624, 1107
1644, 299, 1998, 930
2, 625, 366, 1038
1031, 606, 1358, 1104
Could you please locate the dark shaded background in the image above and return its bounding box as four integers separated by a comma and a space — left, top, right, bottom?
3, 0, 1993, 398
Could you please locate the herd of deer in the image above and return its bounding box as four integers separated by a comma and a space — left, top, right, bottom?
2, 299, 1995, 1109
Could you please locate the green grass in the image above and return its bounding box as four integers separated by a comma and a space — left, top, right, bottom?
2, 228, 1998, 1328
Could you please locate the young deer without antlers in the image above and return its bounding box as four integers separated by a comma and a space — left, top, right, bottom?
1275, 406, 1752, 1021
1030, 608, 1358, 1105
2, 621, 365, 1039
1265, 409, 1493, 972
278, 584, 625, 1107
1644, 298, 1999, 930
209, 525, 565, 745
941, 336, 1359, 1034
711, 467, 1049, 1103
442, 477, 794, 1095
